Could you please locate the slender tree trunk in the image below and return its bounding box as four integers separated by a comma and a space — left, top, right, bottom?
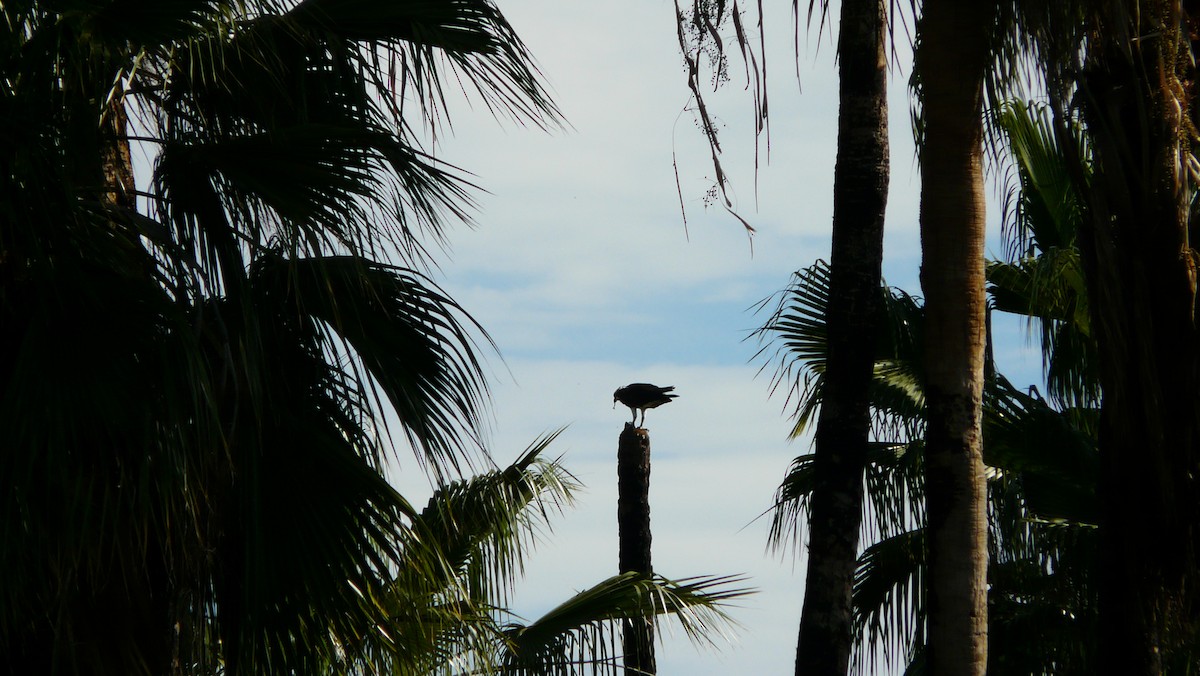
792, 0, 889, 673
618, 424, 655, 675
1071, 3, 1200, 672
914, 1, 994, 674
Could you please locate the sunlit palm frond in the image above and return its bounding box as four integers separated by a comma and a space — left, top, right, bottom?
990, 252, 1098, 409
987, 100, 1099, 410
992, 100, 1089, 258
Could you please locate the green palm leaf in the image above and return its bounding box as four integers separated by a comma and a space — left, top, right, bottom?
989, 100, 1098, 410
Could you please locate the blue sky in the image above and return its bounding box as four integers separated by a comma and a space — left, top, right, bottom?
391, 1, 1044, 673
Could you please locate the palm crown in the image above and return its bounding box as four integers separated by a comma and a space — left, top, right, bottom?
1, 3, 748, 674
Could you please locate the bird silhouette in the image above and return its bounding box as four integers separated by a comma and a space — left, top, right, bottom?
613, 383, 677, 427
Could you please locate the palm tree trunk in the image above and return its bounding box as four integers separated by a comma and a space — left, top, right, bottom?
1070, 2, 1200, 671
618, 424, 655, 674
914, 1, 994, 674
792, 0, 889, 673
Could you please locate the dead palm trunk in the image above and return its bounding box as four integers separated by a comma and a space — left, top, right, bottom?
913, 1, 995, 674
792, 0, 890, 673
618, 424, 655, 674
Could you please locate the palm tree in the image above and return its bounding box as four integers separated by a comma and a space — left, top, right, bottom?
758, 97, 1200, 673
790, 1, 892, 673
911, 1, 998, 672
1065, 9, 1199, 673
757, 260, 925, 673
2, 2, 549, 672
0, 3, 745, 673
758, 258, 1102, 675
1007, 3, 1200, 670
674, 2, 892, 671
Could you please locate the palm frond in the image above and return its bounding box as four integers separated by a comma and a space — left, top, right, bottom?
338, 433, 580, 675
767, 440, 923, 556
250, 254, 493, 475
406, 431, 579, 607
500, 572, 752, 674
287, 0, 562, 128
991, 100, 1089, 259
986, 100, 1099, 410
851, 528, 925, 676
755, 260, 926, 439
983, 375, 1098, 525
758, 261, 927, 554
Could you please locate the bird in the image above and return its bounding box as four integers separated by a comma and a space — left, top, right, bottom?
613, 383, 677, 427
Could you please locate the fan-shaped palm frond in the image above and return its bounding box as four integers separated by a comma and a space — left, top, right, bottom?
145, 0, 558, 274
251, 254, 493, 474
991, 100, 1089, 259
988, 100, 1099, 410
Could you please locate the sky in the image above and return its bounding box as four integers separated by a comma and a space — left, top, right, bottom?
391, 1, 1043, 674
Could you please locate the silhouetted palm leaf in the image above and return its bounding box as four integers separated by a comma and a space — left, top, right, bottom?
757, 260, 926, 554
499, 572, 751, 675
